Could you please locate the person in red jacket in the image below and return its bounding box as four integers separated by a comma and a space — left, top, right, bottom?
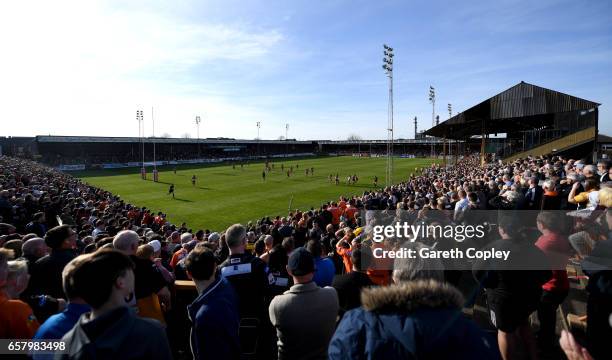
534, 212, 571, 350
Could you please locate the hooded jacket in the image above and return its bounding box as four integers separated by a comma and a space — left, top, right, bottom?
328, 280, 501, 360
57, 306, 171, 360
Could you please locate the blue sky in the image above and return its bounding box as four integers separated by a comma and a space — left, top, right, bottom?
1, 0, 610, 140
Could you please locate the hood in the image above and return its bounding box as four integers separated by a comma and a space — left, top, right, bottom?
360, 280, 463, 313
65, 306, 135, 356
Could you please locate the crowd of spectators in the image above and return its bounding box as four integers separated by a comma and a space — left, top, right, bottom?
1, 153, 611, 360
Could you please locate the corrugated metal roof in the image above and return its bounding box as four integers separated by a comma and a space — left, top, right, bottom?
425, 82, 599, 139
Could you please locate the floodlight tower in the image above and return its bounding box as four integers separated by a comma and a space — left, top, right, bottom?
195, 115, 201, 158
256, 121, 261, 157
382, 44, 394, 186
414, 116, 417, 139
285, 123, 289, 157
428, 86, 436, 158
151, 107, 158, 182
137, 110, 144, 175
447, 103, 452, 161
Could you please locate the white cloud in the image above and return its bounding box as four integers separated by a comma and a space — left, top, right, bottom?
0, 1, 284, 138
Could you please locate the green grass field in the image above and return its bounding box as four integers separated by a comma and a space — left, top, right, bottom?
76, 156, 434, 231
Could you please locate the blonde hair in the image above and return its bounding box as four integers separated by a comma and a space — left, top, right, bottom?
7, 260, 28, 282
136, 244, 154, 260
0, 248, 14, 274
599, 187, 612, 208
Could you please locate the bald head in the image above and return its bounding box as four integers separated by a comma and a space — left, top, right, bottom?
113, 230, 139, 255
22, 237, 48, 259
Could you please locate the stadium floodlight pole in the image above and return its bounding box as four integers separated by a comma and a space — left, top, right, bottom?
447, 104, 452, 162
137, 110, 144, 174
256, 121, 261, 157
152, 106, 156, 172
195, 115, 201, 158
285, 123, 289, 158
428, 86, 435, 158
382, 44, 394, 186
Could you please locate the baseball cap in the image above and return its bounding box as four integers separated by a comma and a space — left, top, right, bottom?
148, 240, 161, 253
288, 247, 315, 276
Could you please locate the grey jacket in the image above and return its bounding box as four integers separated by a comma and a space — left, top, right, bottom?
56, 306, 171, 360
269, 281, 339, 360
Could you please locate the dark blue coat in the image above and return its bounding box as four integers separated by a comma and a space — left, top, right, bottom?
188, 277, 240, 360
328, 281, 501, 360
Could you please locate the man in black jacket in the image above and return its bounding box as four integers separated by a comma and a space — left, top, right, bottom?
185, 246, 240, 360
25, 212, 47, 237
473, 216, 551, 360
28, 225, 77, 299
597, 159, 610, 183
332, 247, 374, 316
219, 224, 269, 358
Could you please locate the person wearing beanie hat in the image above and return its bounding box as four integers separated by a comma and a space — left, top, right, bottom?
269, 247, 339, 360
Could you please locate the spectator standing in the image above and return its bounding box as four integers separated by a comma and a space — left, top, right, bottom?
33, 256, 90, 360
306, 239, 335, 287
472, 217, 551, 360
540, 180, 561, 210
534, 212, 571, 350
91, 220, 106, 238
0, 249, 40, 339
269, 248, 339, 360
113, 230, 171, 325
525, 177, 543, 210
329, 242, 499, 360
332, 247, 375, 316
169, 232, 193, 268
597, 159, 610, 183
59, 250, 172, 359
219, 224, 269, 357
454, 190, 469, 220
25, 212, 47, 237
21, 237, 49, 267
29, 225, 77, 299
185, 247, 240, 360
580, 208, 612, 359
